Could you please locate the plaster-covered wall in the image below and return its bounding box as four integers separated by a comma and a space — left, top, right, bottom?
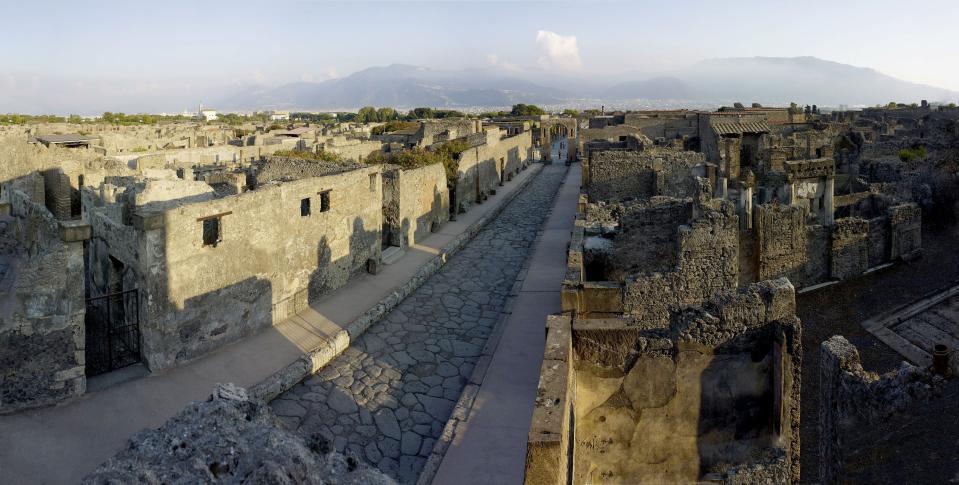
132, 166, 382, 369
382, 163, 449, 248
454, 131, 531, 212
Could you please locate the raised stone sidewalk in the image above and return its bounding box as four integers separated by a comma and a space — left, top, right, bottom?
0, 163, 544, 485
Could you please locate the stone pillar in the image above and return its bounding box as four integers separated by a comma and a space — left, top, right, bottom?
718, 177, 728, 199
740, 185, 753, 231
824, 176, 835, 226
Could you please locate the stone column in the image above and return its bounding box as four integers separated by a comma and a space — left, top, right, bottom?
740, 185, 753, 231
824, 176, 835, 225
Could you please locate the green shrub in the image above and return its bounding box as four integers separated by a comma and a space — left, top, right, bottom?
371, 120, 419, 136
898, 145, 927, 162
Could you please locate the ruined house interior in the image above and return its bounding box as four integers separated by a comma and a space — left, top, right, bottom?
0, 100, 957, 485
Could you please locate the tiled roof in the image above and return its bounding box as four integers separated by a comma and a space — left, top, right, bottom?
712, 122, 770, 135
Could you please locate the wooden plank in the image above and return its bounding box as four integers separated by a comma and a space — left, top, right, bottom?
931, 304, 959, 324
895, 320, 938, 355
904, 317, 959, 350
918, 311, 959, 342
871, 326, 931, 366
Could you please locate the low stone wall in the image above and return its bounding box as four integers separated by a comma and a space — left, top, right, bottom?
819, 336, 942, 484
0, 190, 88, 413
82, 384, 397, 485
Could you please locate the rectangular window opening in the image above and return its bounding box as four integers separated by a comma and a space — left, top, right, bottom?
202, 218, 221, 247
300, 197, 311, 217
320, 191, 331, 212
369, 173, 376, 192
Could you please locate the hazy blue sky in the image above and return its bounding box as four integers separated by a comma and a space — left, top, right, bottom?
4, 0, 957, 88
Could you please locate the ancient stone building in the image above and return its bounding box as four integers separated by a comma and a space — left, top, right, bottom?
529, 279, 802, 484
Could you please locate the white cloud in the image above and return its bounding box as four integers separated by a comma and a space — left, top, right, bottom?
486, 54, 521, 72
535, 30, 582, 71
300, 67, 338, 83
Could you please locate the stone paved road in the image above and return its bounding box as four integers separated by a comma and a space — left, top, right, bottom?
271, 164, 568, 484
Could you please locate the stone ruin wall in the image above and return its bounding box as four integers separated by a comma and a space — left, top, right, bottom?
453, 131, 531, 213
622, 201, 740, 325
250, 156, 364, 187
742, 201, 922, 289
607, 198, 692, 279
0, 189, 87, 413
381, 163, 449, 249
125, 140, 300, 171
819, 336, 942, 484
131, 166, 383, 370
528, 279, 802, 485
587, 149, 703, 202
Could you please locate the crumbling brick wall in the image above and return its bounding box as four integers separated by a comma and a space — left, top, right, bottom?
819, 336, 941, 484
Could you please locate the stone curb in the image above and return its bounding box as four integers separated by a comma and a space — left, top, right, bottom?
250, 163, 546, 402
415, 164, 570, 485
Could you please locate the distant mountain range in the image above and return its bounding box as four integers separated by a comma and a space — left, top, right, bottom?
217, 57, 959, 111
217, 64, 569, 111
2, 57, 956, 114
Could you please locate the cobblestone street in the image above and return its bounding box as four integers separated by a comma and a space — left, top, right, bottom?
270, 164, 568, 483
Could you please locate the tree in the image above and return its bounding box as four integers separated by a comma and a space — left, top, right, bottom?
510, 104, 546, 117
67, 114, 83, 124
407, 107, 435, 120
887, 102, 898, 109
561, 109, 580, 117
376, 107, 397, 122
355, 106, 378, 123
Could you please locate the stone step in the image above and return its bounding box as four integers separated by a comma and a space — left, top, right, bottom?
381, 246, 405, 265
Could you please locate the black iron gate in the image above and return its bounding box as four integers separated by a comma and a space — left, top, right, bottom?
85, 289, 141, 376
